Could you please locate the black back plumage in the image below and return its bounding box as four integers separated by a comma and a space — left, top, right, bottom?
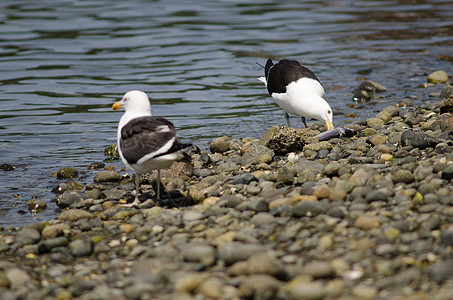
265, 59, 321, 95
120, 116, 190, 165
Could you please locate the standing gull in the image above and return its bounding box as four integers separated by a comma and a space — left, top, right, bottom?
258, 58, 334, 130
112, 90, 191, 207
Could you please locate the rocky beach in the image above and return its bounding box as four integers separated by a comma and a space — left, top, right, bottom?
1, 75, 453, 299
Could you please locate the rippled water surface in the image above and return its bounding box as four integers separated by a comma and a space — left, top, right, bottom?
1, 0, 452, 226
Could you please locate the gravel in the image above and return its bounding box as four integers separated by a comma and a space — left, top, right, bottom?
1, 83, 453, 299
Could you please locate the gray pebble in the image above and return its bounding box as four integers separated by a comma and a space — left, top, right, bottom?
219, 242, 265, 266
182, 243, 217, 268
93, 170, 121, 182
15, 227, 41, 246
5, 267, 30, 289
247, 198, 269, 212
293, 200, 327, 217
69, 238, 93, 257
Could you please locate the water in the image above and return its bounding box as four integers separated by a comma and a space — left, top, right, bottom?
1, 0, 452, 227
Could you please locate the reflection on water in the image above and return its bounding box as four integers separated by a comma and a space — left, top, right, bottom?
0, 0, 452, 226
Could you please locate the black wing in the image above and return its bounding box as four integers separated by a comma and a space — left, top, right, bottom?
266, 59, 321, 95
120, 116, 190, 165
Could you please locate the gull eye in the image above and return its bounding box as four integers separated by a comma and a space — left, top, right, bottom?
328, 110, 332, 114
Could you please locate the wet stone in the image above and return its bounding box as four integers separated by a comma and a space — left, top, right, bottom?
57, 190, 89, 208
400, 129, 440, 149
93, 170, 121, 182
428, 70, 449, 84
293, 200, 327, 217
232, 172, 257, 185
209, 137, 230, 154
56, 167, 78, 179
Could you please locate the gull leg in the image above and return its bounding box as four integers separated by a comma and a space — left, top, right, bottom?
284, 112, 291, 127
156, 169, 162, 201
123, 173, 141, 207
301, 116, 308, 128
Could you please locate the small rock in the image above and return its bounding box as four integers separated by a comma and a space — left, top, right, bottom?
5, 268, 31, 289
93, 171, 121, 182
441, 164, 453, 180
401, 129, 439, 149
428, 259, 453, 282
247, 198, 269, 212
260, 126, 305, 155
56, 167, 78, 179
238, 274, 281, 300
428, 70, 449, 84
228, 251, 287, 279
182, 243, 217, 268
183, 211, 204, 222
392, 169, 415, 184
57, 190, 88, 207
354, 214, 381, 230
283, 279, 326, 300
293, 200, 327, 217
209, 137, 230, 154
0, 163, 14, 171
366, 118, 385, 127
251, 212, 275, 227
351, 284, 378, 299
303, 141, 333, 152
15, 227, 41, 246
104, 143, 119, 158
38, 237, 69, 253
219, 242, 265, 266
88, 162, 105, 170
232, 173, 257, 185
441, 225, 453, 246
353, 90, 371, 101
198, 277, 224, 299
0, 271, 10, 287
368, 134, 387, 146
324, 162, 341, 177
59, 209, 95, 222
276, 167, 294, 185
375, 243, 398, 257
69, 238, 93, 257
440, 84, 453, 100
302, 261, 335, 278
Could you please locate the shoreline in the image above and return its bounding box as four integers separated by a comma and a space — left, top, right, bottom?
1, 82, 453, 299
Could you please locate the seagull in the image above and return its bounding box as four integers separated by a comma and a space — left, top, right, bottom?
112, 90, 191, 207
258, 58, 334, 130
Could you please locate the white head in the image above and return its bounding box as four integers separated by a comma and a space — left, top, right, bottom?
112, 90, 152, 116
319, 99, 334, 130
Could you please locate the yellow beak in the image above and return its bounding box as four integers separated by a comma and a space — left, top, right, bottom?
112, 101, 123, 110
326, 118, 334, 131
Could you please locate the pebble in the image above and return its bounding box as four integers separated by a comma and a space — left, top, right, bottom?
428, 70, 449, 84
56, 167, 78, 179
93, 170, 121, 182
293, 200, 327, 217
354, 214, 382, 229
238, 274, 281, 300
5, 267, 31, 289
181, 243, 217, 268
284, 279, 326, 300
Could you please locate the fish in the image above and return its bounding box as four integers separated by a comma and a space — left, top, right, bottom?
316, 127, 357, 141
